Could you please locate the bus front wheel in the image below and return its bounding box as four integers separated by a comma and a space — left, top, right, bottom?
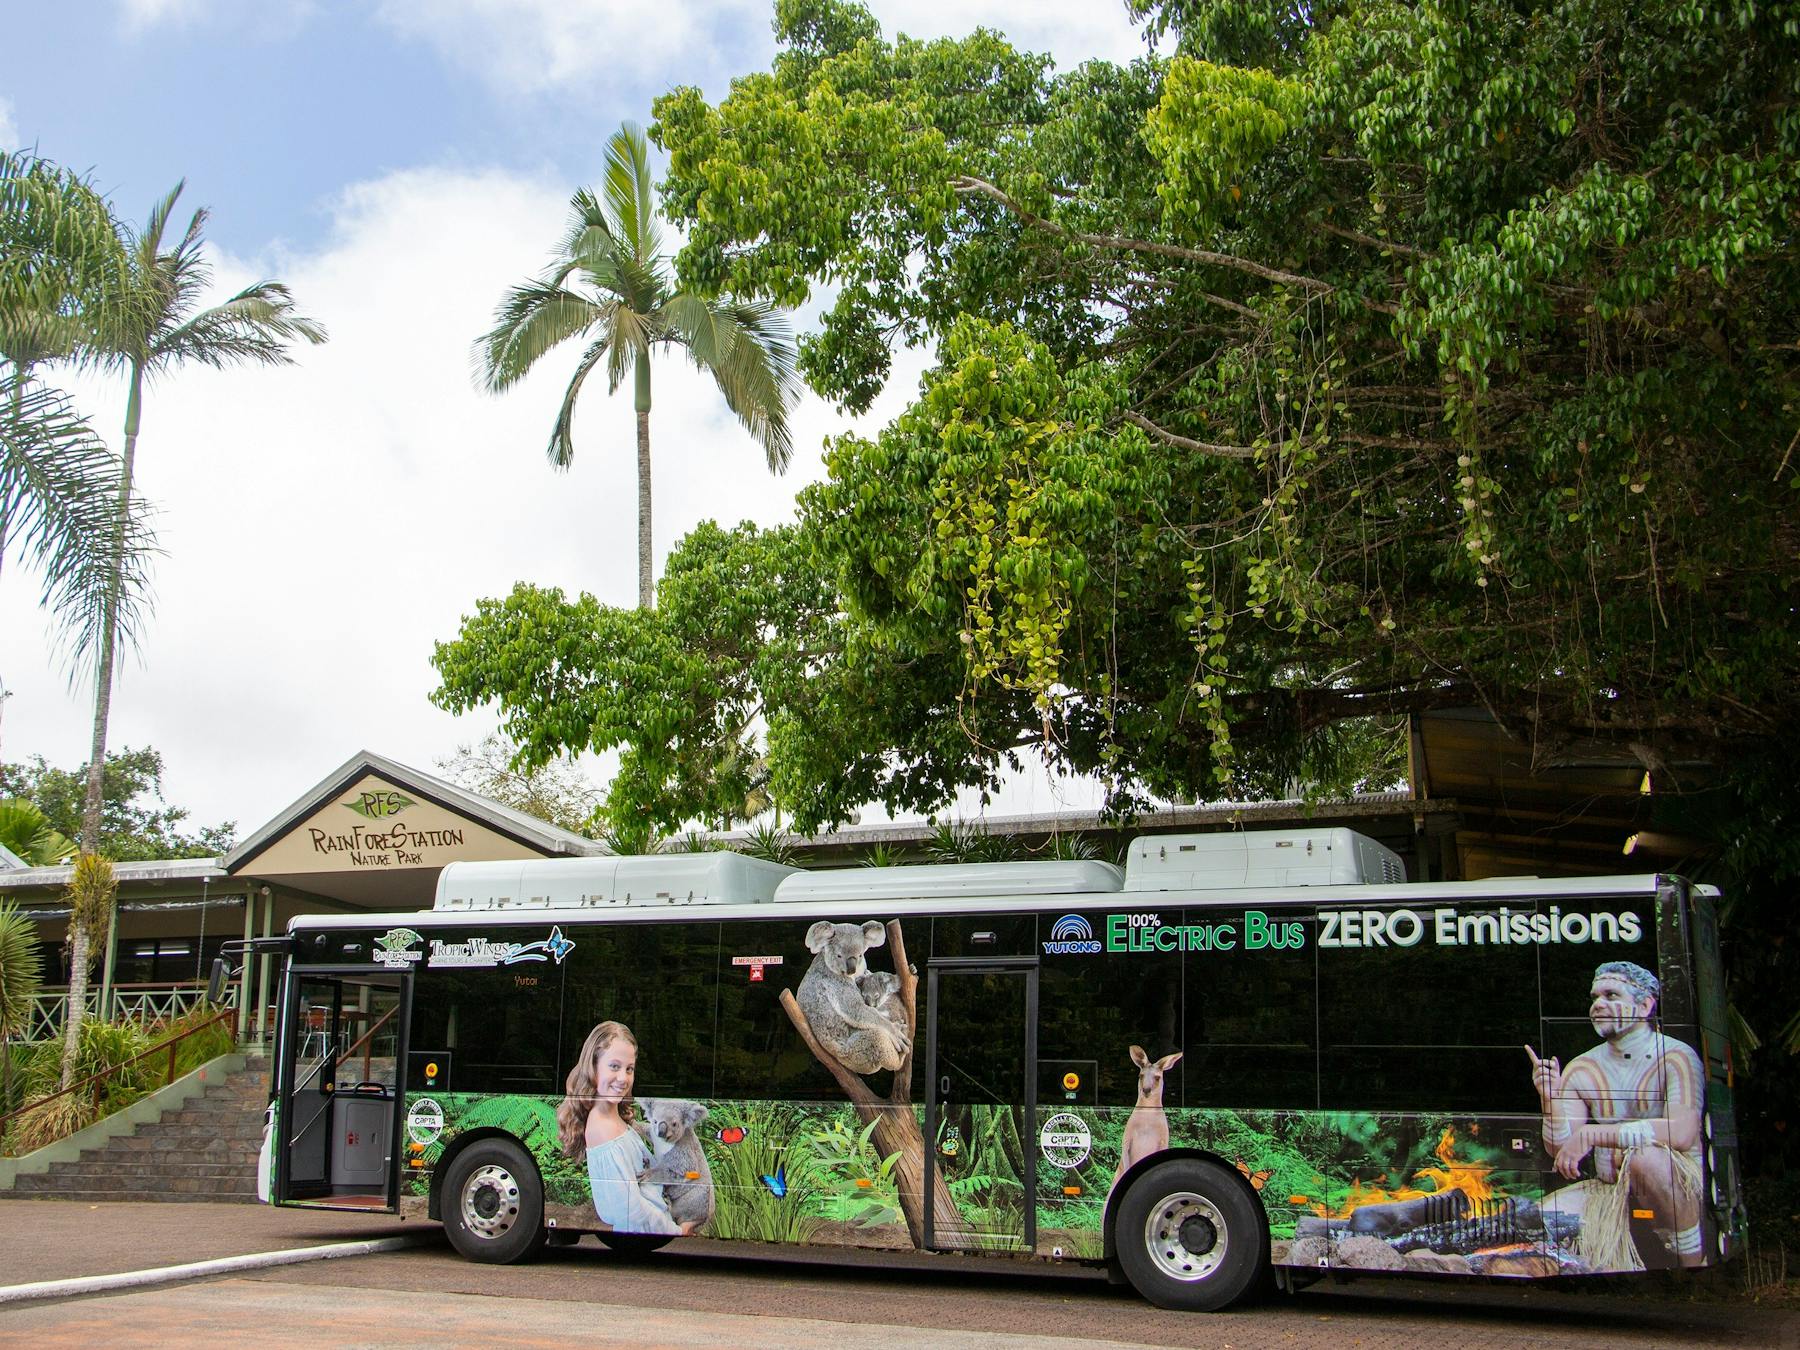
442, 1139, 548, 1265
1115, 1159, 1267, 1311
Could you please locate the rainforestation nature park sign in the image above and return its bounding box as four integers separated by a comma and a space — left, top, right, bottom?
250, 774, 541, 873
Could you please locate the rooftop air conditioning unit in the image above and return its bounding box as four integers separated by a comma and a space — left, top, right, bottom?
1122, 828, 1406, 891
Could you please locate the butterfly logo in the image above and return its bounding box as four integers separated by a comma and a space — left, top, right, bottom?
1233, 1158, 1274, 1191
714, 1127, 748, 1146
761, 1162, 788, 1198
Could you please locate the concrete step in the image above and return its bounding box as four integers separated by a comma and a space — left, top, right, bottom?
15, 1171, 257, 1195
37, 1158, 258, 1183
4, 1055, 275, 1203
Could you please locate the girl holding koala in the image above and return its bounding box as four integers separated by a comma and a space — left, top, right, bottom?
556, 1020, 686, 1235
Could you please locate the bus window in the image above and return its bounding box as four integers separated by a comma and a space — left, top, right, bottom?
932, 914, 1037, 959
1318, 903, 1538, 1113
1182, 907, 1317, 1109
715, 918, 844, 1101
407, 962, 565, 1096
561, 920, 720, 1100
1038, 931, 1181, 1108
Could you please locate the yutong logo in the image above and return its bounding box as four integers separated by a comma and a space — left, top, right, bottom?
1043, 914, 1102, 955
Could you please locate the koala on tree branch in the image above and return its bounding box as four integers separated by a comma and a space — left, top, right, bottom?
797, 920, 911, 1074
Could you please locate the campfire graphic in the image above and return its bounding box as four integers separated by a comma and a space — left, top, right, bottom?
1318, 1127, 1502, 1219
1294, 1127, 1579, 1275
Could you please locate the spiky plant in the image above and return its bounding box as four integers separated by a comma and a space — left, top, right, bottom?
57, 852, 114, 1088
1038, 833, 1101, 862
0, 899, 44, 1117
740, 820, 798, 867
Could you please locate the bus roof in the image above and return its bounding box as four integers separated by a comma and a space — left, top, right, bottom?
288, 870, 1702, 935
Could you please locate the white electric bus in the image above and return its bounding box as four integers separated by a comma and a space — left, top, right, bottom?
241, 827, 1742, 1310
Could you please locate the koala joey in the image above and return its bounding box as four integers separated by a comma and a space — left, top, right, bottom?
856, 970, 908, 1036
636, 1098, 715, 1231
798, 919, 910, 1075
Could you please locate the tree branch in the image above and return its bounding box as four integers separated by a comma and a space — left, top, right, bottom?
1319, 219, 1432, 260
1122, 411, 1259, 460
887, 919, 916, 1106
953, 175, 1333, 294
778, 987, 882, 1111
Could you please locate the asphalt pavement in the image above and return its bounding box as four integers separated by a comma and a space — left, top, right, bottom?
0, 1198, 429, 1284
1, 1199, 1797, 1349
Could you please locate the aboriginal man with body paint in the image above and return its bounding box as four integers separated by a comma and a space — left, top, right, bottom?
1525, 960, 1706, 1270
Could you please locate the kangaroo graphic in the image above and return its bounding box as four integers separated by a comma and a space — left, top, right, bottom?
1110, 1045, 1183, 1195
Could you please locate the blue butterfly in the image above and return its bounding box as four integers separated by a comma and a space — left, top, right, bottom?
760, 1163, 788, 1198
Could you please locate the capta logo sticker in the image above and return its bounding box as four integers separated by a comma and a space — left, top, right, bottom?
406, 1097, 445, 1145
1040, 1113, 1092, 1168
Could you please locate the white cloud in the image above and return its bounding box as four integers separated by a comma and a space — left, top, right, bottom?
879, 0, 1156, 69
372, 0, 1152, 99
373, 0, 767, 96
113, 0, 318, 35
0, 162, 929, 834
0, 96, 16, 149
116, 0, 218, 28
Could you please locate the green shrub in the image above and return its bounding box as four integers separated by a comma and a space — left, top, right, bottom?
3, 1018, 154, 1155
159, 1005, 238, 1080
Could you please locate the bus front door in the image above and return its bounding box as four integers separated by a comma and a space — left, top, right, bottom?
923, 960, 1038, 1254
277, 969, 409, 1211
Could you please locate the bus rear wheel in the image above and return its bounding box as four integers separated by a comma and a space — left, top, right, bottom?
1115, 1159, 1266, 1311
595, 1232, 674, 1256
442, 1139, 547, 1265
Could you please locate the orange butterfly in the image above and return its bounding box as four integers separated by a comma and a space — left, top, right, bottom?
1233, 1158, 1275, 1190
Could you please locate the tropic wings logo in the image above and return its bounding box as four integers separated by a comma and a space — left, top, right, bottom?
1043, 914, 1103, 955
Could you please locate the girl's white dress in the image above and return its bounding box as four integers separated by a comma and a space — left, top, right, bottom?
585, 1129, 680, 1234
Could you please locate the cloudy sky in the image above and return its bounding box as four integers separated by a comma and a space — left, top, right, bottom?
1, 0, 1157, 840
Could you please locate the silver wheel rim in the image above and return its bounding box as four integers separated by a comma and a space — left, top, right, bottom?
460, 1163, 522, 1241
1144, 1190, 1227, 1282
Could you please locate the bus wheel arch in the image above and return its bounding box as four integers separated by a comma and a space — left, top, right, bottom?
1105, 1151, 1271, 1311
436, 1132, 549, 1265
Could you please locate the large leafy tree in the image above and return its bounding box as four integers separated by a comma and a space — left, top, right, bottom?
640, 0, 1798, 786
1, 747, 234, 862
440, 0, 1797, 827
435, 734, 601, 836
475, 122, 802, 610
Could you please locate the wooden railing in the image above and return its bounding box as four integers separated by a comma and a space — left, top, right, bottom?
0, 1007, 237, 1144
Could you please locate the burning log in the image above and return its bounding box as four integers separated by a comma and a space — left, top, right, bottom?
1388, 1199, 1580, 1257
1295, 1188, 1471, 1238
1297, 1195, 1580, 1257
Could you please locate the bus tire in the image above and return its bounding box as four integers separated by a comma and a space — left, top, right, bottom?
1115, 1159, 1267, 1312
595, 1232, 674, 1256
442, 1139, 547, 1265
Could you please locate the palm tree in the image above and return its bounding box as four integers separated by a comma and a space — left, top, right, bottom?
475, 122, 800, 609
0, 151, 154, 671
62, 183, 324, 1084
